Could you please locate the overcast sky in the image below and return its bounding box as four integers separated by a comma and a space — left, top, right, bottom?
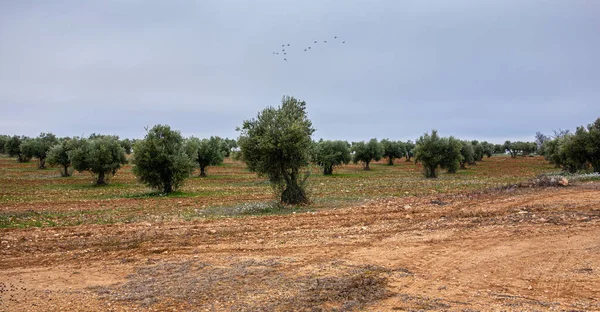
1, 0, 599, 143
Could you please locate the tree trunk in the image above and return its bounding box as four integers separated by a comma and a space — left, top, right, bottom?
163, 182, 173, 194
63, 165, 70, 177
200, 165, 206, 177
388, 157, 394, 166
96, 171, 107, 186
364, 161, 370, 170
281, 177, 309, 205
425, 165, 437, 178
38, 157, 46, 169
460, 162, 466, 169
323, 166, 333, 175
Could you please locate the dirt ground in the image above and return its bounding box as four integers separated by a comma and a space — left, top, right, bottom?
2, 182, 600, 311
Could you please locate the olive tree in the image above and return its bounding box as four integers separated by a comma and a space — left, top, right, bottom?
220, 138, 238, 158
120, 138, 133, 154
440, 136, 463, 173
415, 131, 444, 178
237, 95, 315, 205
314, 140, 351, 175
71, 136, 127, 185
133, 125, 194, 193
471, 140, 485, 161
5, 135, 30, 162
186, 136, 225, 177
352, 139, 383, 170
414, 130, 462, 178
20, 133, 59, 169
459, 141, 475, 169
404, 140, 415, 162
47, 137, 85, 177
381, 139, 405, 165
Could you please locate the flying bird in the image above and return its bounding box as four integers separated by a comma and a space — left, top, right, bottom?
287, 44, 290, 46
304, 49, 307, 51
283, 58, 287, 61
324, 40, 327, 43
314, 41, 317, 43
342, 41, 345, 43
283, 52, 286, 55
334, 36, 338, 39
308, 47, 311, 49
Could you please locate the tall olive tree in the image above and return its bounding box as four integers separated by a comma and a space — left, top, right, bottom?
352, 139, 383, 170
71, 136, 127, 185
237, 95, 315, 205
381, 139, 405, 165
133, 125, 194, 193
186, 136, 225, 177
314, 140, 351, 175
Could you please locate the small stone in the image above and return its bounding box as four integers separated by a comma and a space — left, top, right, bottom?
558, 177, 569, 186
403, 205, 411, 209
208, 229, 217, 234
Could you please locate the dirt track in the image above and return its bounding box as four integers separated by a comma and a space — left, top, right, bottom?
2, 182, 600, 311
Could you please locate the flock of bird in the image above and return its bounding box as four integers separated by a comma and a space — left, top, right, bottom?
272, 36, 346, 62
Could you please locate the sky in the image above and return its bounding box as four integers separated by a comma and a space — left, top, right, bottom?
1, 0, 599, 144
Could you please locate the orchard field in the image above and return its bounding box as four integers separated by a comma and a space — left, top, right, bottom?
2, 154, 600, 311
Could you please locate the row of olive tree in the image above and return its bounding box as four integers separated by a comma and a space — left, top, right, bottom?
1, 131, 237, 189
538, 118, 600, 173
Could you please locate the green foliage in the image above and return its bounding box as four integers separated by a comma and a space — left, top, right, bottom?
133, 125, 194, 193
415, 131, 464, 177
415, 130, 444, 178
440, 136, 463, 174
19, 133, 58, 169
471, 140, 485, 161
381, 139, 405, 165
71, 136, 127, 185
186, 136, 225, 177
314, 140, 351, 175
5, 135, 30, 162
352, 139, 383, 170
47, 137, 85, 177
493, 144, 505, 154
504, 141, 537, 158
0, 135, 9, 154
481, 141, 494, 158
237, 95, 315, 205
120, 138, 133, 154
459, 141, 475, 169
542, 118, 600, 173
220, 138, 238, 157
